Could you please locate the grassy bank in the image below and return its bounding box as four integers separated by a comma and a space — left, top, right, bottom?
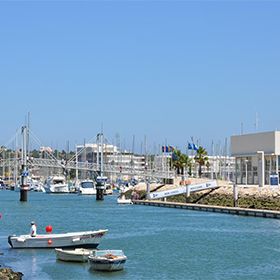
165, 191, 280, 211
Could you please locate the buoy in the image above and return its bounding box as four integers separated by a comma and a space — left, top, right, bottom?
48, 239, 52, 245
0, 213, 2, 219
45, 225, 53, 233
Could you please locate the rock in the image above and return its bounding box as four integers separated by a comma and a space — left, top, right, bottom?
0, 268, 23, 280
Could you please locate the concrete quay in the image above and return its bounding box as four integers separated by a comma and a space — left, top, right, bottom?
133, 200, 280, 219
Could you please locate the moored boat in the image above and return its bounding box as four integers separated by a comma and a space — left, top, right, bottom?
8, 229, 108, 249
55, 248, 94, 262
104, 183, 113, 195
79, 180, 96, 195
88, 250, 127, 271
117, 194, 133, 204
44, 176, 69, 193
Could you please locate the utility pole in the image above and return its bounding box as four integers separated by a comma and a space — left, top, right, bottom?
20, 126, 28, 202
96, 132, 105, 201
75, 144, 78, 182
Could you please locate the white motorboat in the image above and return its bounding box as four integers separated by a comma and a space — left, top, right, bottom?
88, 250, 127, 271
55, 248, 94, 262
79, 180, 96, 195
44, 176, 69, 193
8, 229, 108, 249
117, 194, 133, 204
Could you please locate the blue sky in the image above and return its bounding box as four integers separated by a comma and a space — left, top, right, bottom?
1, 1, 280, 154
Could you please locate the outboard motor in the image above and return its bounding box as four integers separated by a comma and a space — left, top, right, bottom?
8, 235, 14, 248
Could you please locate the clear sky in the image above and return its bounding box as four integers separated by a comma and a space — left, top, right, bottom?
1, 1, 280, 154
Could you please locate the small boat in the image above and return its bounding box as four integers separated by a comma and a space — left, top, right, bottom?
79, 180, 96, 195
55, 248, 94, 262
117, 194, 133, 204
8, 229, 108, 249
88, 250, 127, 271
104, 183, 113, 195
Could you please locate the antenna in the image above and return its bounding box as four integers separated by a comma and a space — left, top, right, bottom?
241, 122, 244, 135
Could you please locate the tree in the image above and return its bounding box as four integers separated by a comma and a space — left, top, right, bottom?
172, 149, 191, 175
194, 146, 209, 177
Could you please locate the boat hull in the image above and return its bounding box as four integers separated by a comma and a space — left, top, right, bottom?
79, 189, 96, 195
45, 184, 69, 193
8, 230, 107, 249
55, 248, 93, 262
88, 257, 127, 271
117, 198, 133, 204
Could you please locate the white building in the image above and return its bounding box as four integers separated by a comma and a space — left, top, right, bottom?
76, 143, 146, 179
231, 131, 280, 186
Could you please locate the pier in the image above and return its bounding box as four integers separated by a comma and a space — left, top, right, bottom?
133, 200, 280, 219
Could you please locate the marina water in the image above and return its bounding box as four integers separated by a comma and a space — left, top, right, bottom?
1, 191, 280, 279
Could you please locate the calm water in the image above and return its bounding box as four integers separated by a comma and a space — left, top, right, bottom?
1, 191, 280, 279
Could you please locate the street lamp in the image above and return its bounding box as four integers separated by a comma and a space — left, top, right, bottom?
245, 159, 249, 186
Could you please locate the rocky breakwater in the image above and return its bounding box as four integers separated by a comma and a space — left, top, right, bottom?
0, 268, 23, 280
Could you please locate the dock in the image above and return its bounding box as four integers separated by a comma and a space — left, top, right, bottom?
133, 200, 280, 219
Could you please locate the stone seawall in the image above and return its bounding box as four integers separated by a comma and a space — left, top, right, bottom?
133, 200, 280, 219
166, 185, 280, 211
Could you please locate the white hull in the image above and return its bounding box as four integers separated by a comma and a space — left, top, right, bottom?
79, 180, 96, 195
79, 188, 96, 195
117, 198, 133, 204
8, 230, 107, 249
45, 183, 69, 193
88, 250, 127, 271
89, 259, 126, 271
55, 248, 93, 262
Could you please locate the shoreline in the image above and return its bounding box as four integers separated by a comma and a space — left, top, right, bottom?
0, 267, 23, 280
132, 179, 280, 211
167, 185, 280, 211
133, 200, 280, 219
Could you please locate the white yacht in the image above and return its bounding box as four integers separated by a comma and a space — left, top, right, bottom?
44, 176, 69, 193
79, 179, 96, 195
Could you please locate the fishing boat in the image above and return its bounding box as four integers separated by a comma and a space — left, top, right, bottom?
8, 229, 108, 249
88, 250, 127, 271
55, 248, 94, 262
44, 176, 69, 193
79, 179, 96, 195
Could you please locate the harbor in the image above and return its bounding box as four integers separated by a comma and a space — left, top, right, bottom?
3, 126, 280, 279
1, 1, 280, 278
2, 191, 280, 279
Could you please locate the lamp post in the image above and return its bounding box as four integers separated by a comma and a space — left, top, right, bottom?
245, 159, 248, 186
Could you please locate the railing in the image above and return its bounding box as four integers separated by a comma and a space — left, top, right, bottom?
0, 157, 175, 179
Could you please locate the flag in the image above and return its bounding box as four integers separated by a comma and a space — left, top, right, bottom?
193, 144, 199, 151
162, 145, 174, 153
188, 143, 199, 151
172, 152, 178, 161
168, 146, 174, 152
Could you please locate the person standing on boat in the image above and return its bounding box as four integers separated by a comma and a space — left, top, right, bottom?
30, 221, 37, 237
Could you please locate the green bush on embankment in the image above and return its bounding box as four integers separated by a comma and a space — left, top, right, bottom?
165, 192, 280, 211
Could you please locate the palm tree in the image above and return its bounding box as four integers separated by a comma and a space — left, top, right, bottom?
194, 146, 209, 177
172, 149, 191, 175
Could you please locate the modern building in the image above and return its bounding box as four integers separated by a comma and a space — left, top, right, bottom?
76, 143, 146, 179
231, 131, 280, 186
